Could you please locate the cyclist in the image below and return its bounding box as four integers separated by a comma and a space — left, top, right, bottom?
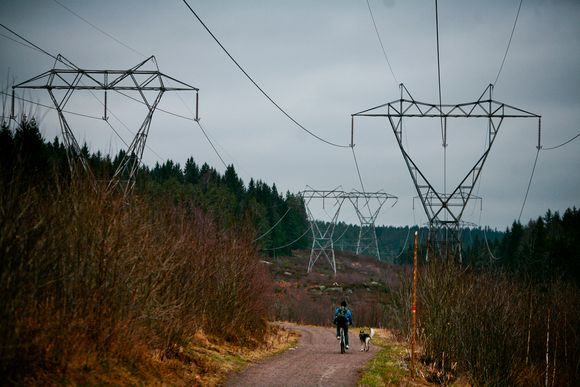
333, 300, 353, 350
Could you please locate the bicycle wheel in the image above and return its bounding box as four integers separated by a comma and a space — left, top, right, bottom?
340, 327, 345, 354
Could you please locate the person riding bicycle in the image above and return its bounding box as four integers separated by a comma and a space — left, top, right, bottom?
333, 300, 353, 349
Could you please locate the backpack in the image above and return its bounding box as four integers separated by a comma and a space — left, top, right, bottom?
335, 306, 349, 325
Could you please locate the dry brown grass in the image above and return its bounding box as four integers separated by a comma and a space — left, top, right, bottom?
15, 323, 298, 386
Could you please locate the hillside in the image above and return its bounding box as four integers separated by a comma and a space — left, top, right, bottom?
266, 250, 403, 329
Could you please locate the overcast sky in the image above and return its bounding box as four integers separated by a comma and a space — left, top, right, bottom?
1, 0, 579, 229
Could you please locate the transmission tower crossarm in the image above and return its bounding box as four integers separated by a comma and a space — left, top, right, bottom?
12, 55, 200, 196
14, 72, 197, 92
351, 86, 541, 121
13, 56, 198, 93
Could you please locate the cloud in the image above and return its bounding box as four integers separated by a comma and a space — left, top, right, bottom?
1, 0, 578, 228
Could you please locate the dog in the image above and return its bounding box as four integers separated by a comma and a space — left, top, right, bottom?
359, 328, 375, 352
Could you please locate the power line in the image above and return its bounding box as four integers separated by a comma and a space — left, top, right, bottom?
104, 119, 130, 149
365, 0, 398, 87
196, 120, 228, 169
434, 0, 444, 138
84, 88, 166, 163
252, 206, 293, 243
51, 0, 293, 191
41, 2, 250, 176
262, 225, 312, 252
475, 201, 500, 261
434, 0, 447, 197
26, 3, 256, 196
3, 18, 313, 240
180, 0, 349, 149
0, 23, 55, 60
6, 6, 236, 174
350, 146, 373, 217
4, 89, 167, 166
4, 89, 168, 163
494, 0, 524, 86
0, 23, 74, 68
51, 0, 147, 58
114, 89, 193, 121
192, 119, 251, 178
483, 226, 500, 261
333, 223, 352, 244
0, 32, 43, 54
117, 88, 242, 173
103, 119, 170, 169
542, 131, 580, 151
1, 90, 101, 120
2, 19, 200, 127
174, 92, 239, 172
351, 146, 367, 194
0, 25, 175, 164
518, 147, 540, 222
393, 226, 412, 261
513, 126, 575, 224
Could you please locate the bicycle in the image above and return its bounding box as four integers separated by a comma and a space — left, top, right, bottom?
339, 326, 346, 354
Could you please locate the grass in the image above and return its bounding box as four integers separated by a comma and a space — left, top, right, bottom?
358, 329, 409, 386
24, 323, 300, 385
186, 324, 300, 385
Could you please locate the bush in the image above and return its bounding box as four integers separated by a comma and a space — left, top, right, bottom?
0, 172, 271, 383
404, 261, 580, 386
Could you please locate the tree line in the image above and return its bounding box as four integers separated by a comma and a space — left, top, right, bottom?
0, 117, 309, 256
331, 210, 580, 287
3, 117, 577, 283
496, 209, 580, 285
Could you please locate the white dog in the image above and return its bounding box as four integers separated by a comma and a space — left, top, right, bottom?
359, 328, 375, 352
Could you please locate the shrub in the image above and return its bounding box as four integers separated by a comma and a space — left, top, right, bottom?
0, 171, 271, 383
404, 261, 580, 386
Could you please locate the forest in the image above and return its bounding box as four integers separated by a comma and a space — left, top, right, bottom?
0, 117, 310, 254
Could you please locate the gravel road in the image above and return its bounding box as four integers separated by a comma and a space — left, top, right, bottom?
226, 324, 378, 387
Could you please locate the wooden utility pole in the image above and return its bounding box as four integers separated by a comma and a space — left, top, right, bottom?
411, 231, 418, 378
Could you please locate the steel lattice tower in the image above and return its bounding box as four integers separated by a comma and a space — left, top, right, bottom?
301, 187, 346, 275
352, 84, 541, 261
12, 55, 199, 195
344, 190, 397, 260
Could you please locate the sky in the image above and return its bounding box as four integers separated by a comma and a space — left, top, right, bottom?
0, 0, 579, 230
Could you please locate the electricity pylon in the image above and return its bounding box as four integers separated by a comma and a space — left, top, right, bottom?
300, 187, 346, 275
344, 190, 397, 260
12, 55, 199, 195
352, 84, 541, 261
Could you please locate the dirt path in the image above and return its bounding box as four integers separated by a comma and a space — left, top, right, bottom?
226, 324, 378, 387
